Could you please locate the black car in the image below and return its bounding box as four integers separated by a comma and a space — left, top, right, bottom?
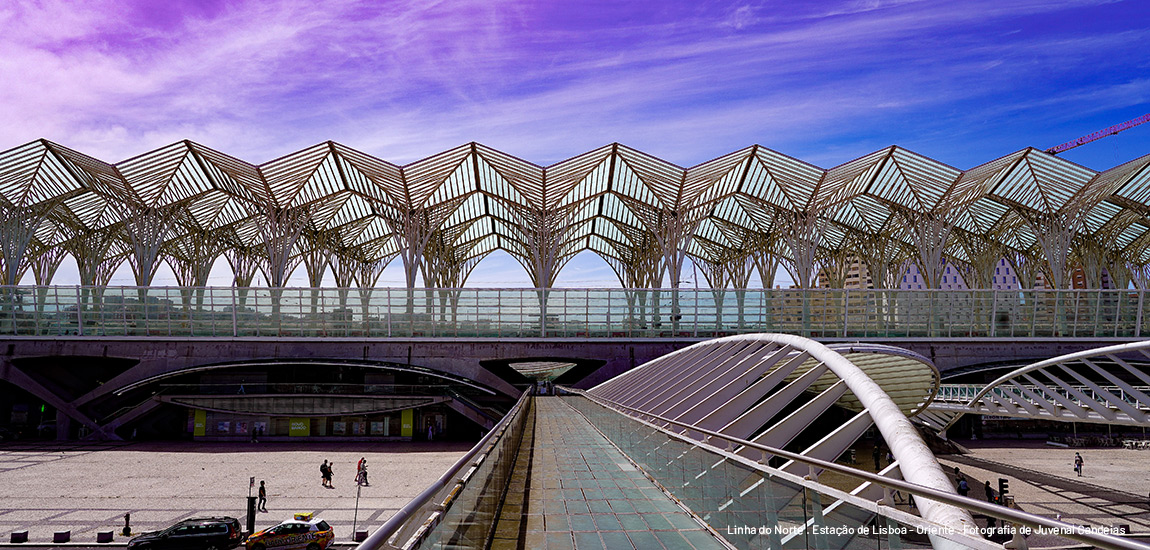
127, 517, 243, 550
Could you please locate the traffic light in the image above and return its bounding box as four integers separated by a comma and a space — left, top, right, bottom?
998, 478, 1009, 502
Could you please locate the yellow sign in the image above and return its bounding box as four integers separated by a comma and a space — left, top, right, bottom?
401, 409, 413, 437
289, 418, 310, 436
193, 410, 206, 436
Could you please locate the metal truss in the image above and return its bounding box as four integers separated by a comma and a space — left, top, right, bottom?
2, 139, 1149, 290
924, 341, 1150, 432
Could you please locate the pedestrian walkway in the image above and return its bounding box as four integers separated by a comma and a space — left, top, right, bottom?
520, 397, 727, 550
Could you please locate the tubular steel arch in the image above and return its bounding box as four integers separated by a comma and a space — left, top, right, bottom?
588, 333, 975, 536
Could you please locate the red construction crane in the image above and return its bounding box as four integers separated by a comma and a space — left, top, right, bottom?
1046, 112, 1150, 154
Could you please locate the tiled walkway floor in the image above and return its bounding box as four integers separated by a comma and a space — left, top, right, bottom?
524, 397, 726, 550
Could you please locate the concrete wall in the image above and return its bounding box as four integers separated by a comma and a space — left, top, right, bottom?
0, 334, 1136, 439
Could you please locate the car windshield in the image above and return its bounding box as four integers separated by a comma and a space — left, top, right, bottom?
315, 521, 330, 531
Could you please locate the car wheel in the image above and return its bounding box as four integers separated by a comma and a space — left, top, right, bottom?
251, 544, 266, 550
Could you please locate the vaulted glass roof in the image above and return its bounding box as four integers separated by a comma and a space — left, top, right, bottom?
0, 138, 1147, 289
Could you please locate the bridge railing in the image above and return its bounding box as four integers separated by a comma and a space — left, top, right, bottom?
0, 285, 1146, 338
357, 388, 531, 550
567, 389, 1145, 550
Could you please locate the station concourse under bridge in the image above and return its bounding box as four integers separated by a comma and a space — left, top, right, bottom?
354, 334, 1144, 550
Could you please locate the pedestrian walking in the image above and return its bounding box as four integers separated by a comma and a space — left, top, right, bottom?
872, 445, 882, 470
1074, 452, 1084, 477
320, 460, 330, 488
325, 459, 334, 488
957, 477, 970, 497
258, 480, 267, 512
984, 480, 994, 503
427, 423, 434, 441
356, 458, 369, 486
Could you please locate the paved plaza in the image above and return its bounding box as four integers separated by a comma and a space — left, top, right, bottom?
4, 432, 1150, 548
0, 439, 470, 545
938, 439, 1150, 546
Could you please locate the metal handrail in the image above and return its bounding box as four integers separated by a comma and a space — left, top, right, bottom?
569, 388, 1148, 550
354, 388, 531, 550
0, 285, 1145, 340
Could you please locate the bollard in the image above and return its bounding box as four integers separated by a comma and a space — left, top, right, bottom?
247, 496, 257, 535
97, 531, 114, 543
354, 530, 369, 542
54, 531, 71, 543
10, 531, 28, 543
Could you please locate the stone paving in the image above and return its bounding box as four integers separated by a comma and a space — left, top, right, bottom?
0, 439, 469, 545
938, 439, 1150, 547
521, 397, 726, 550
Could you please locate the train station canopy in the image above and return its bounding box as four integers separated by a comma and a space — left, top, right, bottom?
1, 139, 1148, 289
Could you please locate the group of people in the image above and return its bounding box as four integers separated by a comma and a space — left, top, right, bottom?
320, 458, 371, 488
356, 457, 370, 486
320, 460, 335, 488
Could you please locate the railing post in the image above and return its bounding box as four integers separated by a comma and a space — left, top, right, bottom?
842, 289, 849, 338
990, 289, 998, 337
694, 288, 698, 338
606, 290, 611, 335
231, 287, 239, 337
539, 287, 547, 338
76, 285, 83, 336
1137, 289, 1144, 338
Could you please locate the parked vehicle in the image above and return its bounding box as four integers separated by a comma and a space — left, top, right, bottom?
245, 514, 334, 550
126, 517, 243, 550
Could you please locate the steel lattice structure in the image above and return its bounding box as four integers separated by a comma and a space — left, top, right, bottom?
923, 340, 1150, 432
2, 139, 1150, 290
586, 334, 977, 543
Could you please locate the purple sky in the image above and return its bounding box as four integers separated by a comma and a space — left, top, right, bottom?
3, 0, 1149, 287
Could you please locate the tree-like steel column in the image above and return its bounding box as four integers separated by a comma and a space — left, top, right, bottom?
165, 229, 226, 311
256, 204, 310, 331
780, 210, 823, 289
516, 205, 580, 336
0, 202, 59, 286
1019, 209, 1080, 290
